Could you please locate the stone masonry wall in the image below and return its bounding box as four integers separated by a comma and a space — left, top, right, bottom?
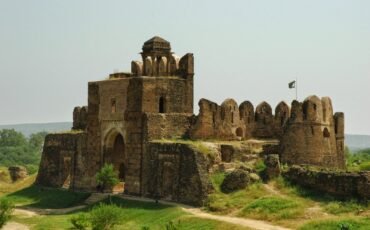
143, 113, 193, 141
36, 132, 87, 189
142, 142, 212, 206
284, 166, 370, 199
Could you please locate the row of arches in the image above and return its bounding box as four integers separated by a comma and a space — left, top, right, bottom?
131, 55, 179, 77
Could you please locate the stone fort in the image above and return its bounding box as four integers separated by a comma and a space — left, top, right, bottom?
37, 36, 346, 205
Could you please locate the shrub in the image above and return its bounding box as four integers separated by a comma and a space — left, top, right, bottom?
0, 198, 14, 228
70, 213, 90, 230
359, 162, 370, 171
96, 164, 119, 191
90, 203, 123, 230
255, 160, 266, 174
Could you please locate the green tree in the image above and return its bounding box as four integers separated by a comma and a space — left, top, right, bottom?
0, 199, 14, 228
96, 164, 119, 192
0, 129, 27, 147
29, 131, 48, 151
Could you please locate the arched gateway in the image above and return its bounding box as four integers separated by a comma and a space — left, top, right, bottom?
103, 131, 126, 192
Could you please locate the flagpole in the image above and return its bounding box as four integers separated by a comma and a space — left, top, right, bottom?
296, 77, 298, 101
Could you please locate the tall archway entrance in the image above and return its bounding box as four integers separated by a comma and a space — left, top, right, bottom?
103, 132, 126, 193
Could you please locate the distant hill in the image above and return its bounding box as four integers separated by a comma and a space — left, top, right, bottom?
345, 134, 370, 152
0, 122, 72, 137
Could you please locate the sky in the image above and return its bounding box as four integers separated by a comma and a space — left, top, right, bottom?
0, 0, 369, 134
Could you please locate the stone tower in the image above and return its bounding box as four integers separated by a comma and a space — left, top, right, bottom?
80, 36, 195, 194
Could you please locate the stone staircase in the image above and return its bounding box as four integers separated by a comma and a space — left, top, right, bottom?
84, 193, 109, 205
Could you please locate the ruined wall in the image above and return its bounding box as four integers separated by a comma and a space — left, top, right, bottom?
142, 142, 212, 206
284, 166, 370, 199
189, 98, 289, 140
280, 96, 345, 168
36, 132, 87, 189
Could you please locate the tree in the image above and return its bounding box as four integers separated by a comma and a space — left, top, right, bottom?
0, 199, 14, 228
0, 129, 27, 147
96, 164, 119, 192
29, 131, 48, 151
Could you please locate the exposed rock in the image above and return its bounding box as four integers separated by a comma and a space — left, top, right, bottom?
249, 173, 261, 183
264, 154, 281, 180
221, 169, 250, 193
8, 166, 28, 182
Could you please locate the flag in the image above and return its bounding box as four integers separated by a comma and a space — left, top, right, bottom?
289, 81, 296, 89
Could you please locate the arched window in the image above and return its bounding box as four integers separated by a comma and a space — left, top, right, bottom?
236, 127, 243, 137
159, 97, 165, 113
323, 128, 330, 138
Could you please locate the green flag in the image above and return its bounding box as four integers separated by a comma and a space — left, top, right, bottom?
289, 81, 296, 89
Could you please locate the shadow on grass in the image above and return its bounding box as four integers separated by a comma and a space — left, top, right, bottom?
73, 196, 176, 214
5, 184, 90, 209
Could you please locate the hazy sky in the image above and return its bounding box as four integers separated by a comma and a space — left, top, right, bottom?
0, 1, 369, 134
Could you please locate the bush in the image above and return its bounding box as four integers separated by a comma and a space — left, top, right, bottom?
90, 203, 123, 230
70, 213, 90, 230
255, 160, 266, 174
359, 162, 370, 171
96, 164, 119, 191
0, 198, 14, 228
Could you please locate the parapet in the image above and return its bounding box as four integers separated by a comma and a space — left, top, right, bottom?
189, 98, 290, 140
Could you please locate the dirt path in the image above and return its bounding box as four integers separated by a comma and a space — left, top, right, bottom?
120, 195, 292, 230
2, 221, 29, 230
13, 194, 292, 230
15, 205, 87, 215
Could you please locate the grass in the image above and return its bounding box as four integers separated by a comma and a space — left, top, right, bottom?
4, 185, 90, 208
0, 173, 36, 196
206, 172, 271, 214
13, 196, 249, 230
324, 200, 366, 214
240, 196, 303, 220
299, 217, 370, 230
151, 139, 215, 157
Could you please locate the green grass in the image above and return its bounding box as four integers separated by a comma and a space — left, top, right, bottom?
300, 217, 370, 230
239, 196, 303, 220
13, 196, 249, 230
4, 185, 90, 208
0, 173, 36, 196
324, 200, 366, 214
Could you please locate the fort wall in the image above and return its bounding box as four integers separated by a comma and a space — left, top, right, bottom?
284, 166, 370, 199
36, 132, 87, 189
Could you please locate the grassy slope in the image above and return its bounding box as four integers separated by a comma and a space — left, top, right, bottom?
13, 197, 249, 230
207, 172, 370, 229
4, 185, 91, 208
